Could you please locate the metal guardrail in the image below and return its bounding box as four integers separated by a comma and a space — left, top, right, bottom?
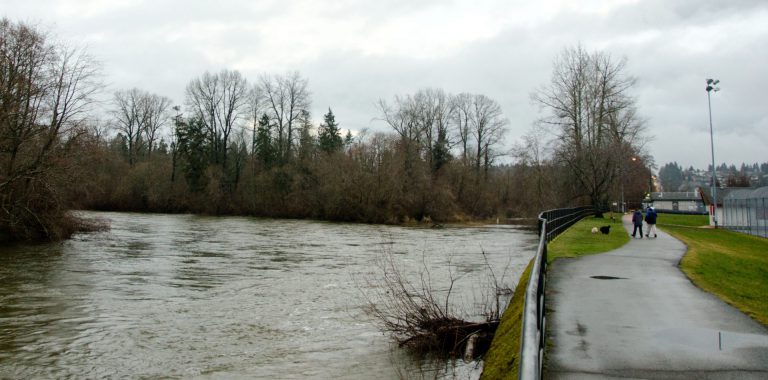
519, 206, 595, 379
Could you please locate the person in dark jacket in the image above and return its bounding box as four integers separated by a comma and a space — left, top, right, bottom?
645, 207, 658, 238
631, 209, 644, 238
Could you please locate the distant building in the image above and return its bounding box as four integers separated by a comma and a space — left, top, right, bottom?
698, 186, 733, 227
647, 189, 707, 214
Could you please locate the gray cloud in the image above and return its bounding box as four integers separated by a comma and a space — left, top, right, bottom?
4, 0, 766, 169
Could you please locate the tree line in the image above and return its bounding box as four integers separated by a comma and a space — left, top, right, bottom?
1, 19, 654, 242
659, 161, 768, 191
83, 74, 527, 223
84, 45, 653, 223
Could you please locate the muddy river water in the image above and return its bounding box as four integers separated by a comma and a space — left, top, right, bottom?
0, 212, 536, 379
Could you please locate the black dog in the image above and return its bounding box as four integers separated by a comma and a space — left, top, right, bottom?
599, 225, 610, 234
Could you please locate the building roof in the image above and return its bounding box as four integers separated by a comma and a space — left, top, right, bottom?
650, 191, 702, 201
699, 186, 768, 205
723, 186, 768, 201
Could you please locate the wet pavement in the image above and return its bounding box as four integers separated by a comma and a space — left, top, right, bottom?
545, 215, 768, 379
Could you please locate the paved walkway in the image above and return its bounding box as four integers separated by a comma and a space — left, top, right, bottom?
545, 215, 768, 379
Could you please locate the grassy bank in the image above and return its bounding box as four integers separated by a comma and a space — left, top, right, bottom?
480, 260, 532, 380
480, 213, 627, 379
659, 216, 768, 326
654, 213, 709, 227
546, 213, 629, 264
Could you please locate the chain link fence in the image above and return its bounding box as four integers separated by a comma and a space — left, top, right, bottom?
723, 187, 768, 238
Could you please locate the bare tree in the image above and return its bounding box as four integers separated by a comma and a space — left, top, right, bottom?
379, 89, 507, 181
281, 71, 310, 162
0, 20, 51, 175
185, 69, 250, 168
451, 93, 474, 165
257, 71, 310, 164
0, 18, 102, 240
377, 95, 422, 148
185, 71, 219, 160
257, 74, 285, 159
142, 93, 172, 159
468, 94, 508, 179
376, 91, 440, 173
112, 89, 171, 163
412, 89, 453, 172
512, 127, 556, 212
380, 90, 507, 176
112, 88, 146, 166
217, 70, 249, 168
532, 45, 648, 208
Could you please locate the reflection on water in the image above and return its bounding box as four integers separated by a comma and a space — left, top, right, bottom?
0, 212, 537, 379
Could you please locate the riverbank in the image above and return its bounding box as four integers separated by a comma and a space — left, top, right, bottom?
480, 261, 532, 379
74, 207, 539, 233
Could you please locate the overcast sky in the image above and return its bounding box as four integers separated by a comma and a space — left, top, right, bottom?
5, 0, 767, 170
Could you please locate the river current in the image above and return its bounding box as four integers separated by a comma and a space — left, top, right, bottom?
0, 212, 537, 379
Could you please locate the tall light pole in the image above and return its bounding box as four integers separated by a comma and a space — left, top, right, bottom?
620, 168, 625, 213
706, 78, 720, 227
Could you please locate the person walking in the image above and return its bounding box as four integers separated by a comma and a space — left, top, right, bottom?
631, 209, 644, 238
645, 206, 658, 238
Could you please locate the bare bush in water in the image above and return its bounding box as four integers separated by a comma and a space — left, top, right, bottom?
361, 249, 513, 359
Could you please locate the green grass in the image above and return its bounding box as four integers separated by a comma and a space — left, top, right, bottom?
656, 213, 710, 227
660, 225, 768, 326
480, 260, 532, 380
546, 214, 630, 264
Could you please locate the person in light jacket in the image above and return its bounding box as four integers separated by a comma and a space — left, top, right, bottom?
645, 207, 658, 238
631, 209, 644, 238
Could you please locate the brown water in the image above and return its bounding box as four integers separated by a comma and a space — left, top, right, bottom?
0, 212, 537, 379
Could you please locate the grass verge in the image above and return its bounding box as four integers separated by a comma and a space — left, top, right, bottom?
479, 260, 532, 380
655, 213, 709, 227
660, 223, 768, 326
546, 213, 629, 264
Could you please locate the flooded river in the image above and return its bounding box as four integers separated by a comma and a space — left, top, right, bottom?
0, 212, 537, 379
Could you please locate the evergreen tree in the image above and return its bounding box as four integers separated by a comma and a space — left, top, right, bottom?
230, 139, 249, 187
255, 113, 276, 168
176, 117, 209, 192
297, 110, 316, 161
317, 108, 343, 154
431, 125, 450, 173
344, 129, 354, 149
659, 162, 683, 191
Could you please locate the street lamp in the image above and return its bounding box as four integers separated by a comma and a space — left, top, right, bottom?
620, 156, 639, 213
621, 156, 643, 212
706, 78, 720, 227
